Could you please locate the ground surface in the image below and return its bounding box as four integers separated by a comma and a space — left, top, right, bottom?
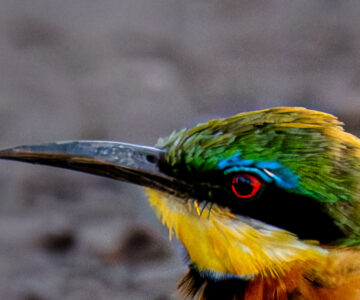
0, 1, 360, 299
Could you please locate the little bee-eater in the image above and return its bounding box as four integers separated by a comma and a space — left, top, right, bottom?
1, 107, 360, 300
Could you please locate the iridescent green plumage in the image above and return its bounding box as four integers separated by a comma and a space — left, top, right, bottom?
2, 106, 360, 299
159, 107, 360, 244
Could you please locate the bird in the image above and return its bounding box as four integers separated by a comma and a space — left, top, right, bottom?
1, 106, 360, 300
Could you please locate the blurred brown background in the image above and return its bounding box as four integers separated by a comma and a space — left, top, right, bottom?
0, 1, 360, 299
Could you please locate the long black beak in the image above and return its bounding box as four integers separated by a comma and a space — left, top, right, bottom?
0, 141, 181, 194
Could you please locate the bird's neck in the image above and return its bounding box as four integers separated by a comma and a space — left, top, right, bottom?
145, 189, 360, 299
145, 188, 326, 277
179, 248, 360, 300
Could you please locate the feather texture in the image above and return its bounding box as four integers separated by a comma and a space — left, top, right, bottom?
158, 107, 360, 244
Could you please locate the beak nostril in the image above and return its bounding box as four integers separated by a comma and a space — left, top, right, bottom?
146, 154, 158, 164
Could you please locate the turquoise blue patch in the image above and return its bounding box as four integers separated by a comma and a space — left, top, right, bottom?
223, 166, 273, 183
218, 153, 298, 190
255, 161, 282, 170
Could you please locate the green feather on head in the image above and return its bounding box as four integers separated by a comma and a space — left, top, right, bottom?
159, 107, 360, 243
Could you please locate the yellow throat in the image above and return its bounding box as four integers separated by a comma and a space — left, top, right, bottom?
145, 188, 327, 279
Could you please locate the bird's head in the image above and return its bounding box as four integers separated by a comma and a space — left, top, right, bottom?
1, 107, 360, 282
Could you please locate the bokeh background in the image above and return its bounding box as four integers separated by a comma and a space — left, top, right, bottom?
1, 1, 360, 299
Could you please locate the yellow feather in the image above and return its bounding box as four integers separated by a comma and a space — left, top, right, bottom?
145, 188, 327, 278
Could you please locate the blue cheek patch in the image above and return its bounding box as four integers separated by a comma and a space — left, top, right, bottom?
218, 153, 298, 190
255, 161, 282, 170
217, 152, 253, 169
223, 166, 273, 183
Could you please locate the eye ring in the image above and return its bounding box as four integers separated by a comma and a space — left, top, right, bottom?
231, 174, 262, 199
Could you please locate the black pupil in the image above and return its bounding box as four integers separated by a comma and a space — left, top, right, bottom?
234, 176, 253, 196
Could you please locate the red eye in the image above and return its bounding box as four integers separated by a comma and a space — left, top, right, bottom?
231, 174, 262, 199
